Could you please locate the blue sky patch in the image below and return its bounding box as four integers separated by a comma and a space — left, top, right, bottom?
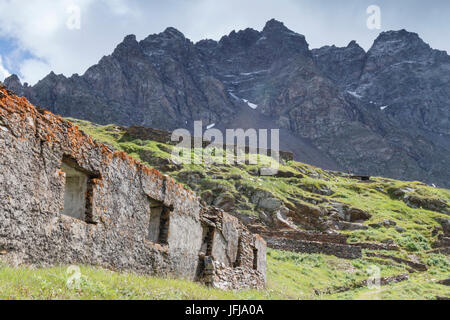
0, 37, 36, 78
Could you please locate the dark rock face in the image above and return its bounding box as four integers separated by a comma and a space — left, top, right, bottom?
356, 30, 450, 137
312, 40, 367, 87
4, 20, 450, 187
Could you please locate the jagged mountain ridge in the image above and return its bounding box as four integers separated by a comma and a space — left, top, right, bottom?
4, 19, 450, 187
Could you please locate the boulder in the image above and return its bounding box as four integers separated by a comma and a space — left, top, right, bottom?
331, 203, 372, 222
436, 218, 450, 236
334, 221, 368, 231
214, 193, 236, 212
383, 219, 397, 227
201, 190, 214, 205
258, 197, 283, 212
274, 207, 298, 229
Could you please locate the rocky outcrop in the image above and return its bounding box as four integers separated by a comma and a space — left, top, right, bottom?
357, 30, 450, 135
437, 218, 450, 236
312, 40, 367, 87
314, 273, 410, 295
433, 236, 450, 249
389, 187, 449, 215
438, 279, 450, 286
266, 237, 362, 259
365, 252, 427, 272
354, 242, 399, 251
257, 228, 346, 241
0, 84, 266, 289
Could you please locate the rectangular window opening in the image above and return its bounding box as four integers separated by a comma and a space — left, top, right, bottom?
253, 248, 258, 270
61, 156, 100, 223
62, 162, 88, 221
147, 198, 172, 245
233, 236, 243, 268
205, 226, 215, 256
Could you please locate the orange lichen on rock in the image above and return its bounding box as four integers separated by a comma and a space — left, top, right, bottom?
0, 86, 195, 197
92, 178, 103, 187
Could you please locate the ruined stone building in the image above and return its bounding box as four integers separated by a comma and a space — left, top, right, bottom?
0, 83, 266, 290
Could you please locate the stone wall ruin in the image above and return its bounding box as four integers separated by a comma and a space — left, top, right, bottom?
0, 84, 266, 290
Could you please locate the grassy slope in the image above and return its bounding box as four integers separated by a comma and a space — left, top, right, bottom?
1, 250, 448, 300
68, 119, 450, 248
2, 119, 447, 300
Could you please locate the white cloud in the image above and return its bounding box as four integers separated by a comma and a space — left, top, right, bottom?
0, 0, 106, 84
0, 0, 448, 85
0, 56, 11, 81
19, 59, 51, 85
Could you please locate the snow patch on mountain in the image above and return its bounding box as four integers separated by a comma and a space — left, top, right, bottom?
229, 92, 240, 101
240, 70, 268, 76
347, 91, 363, 99
243, 99, 258, 109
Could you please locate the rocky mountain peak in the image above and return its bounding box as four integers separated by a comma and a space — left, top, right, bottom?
260, 19, 310, 58
122, 34, 137, 44
263, 18, 289, 34
375, 29, 422, 43
112, 34, 141, 58
218, 28, 260, 49
3, 74, 23, 95
141, 27, 188, 48
311, 41, 366, 87
347, 40, 363, 50
137, 26, 193, 62
162, 27, 186, 40
46, 71, 65, 80
4, 74, 21, 86
368, 29, 432, 60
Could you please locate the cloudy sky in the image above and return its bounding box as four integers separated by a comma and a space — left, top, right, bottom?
0, 0, 449, 85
